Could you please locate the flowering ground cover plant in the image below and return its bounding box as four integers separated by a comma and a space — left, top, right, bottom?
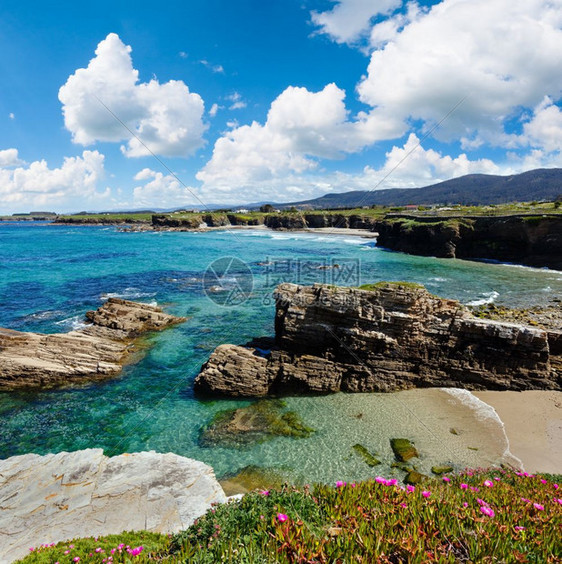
18, 469, 561, 563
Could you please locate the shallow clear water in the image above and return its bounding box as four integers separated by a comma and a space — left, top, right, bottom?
1, 222, 560, 482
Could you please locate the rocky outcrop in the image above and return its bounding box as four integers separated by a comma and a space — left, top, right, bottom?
194, 283, 561, 397
374, 215, 562, 270
0, 449, 226, 564
152, 214, 203, 228
0, 299, 184, 390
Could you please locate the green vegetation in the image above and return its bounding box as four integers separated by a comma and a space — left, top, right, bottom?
56, 212, 153, 222
19, 531, 169, 563
19, 469, 561, 563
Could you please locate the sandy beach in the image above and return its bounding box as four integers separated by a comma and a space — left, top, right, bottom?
474, 390, 562, 474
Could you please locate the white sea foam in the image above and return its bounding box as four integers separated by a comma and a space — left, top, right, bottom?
465, 291, 500, 306
441, 388, 524, 470
101, 287, 156, 301
55, 315, 88, 331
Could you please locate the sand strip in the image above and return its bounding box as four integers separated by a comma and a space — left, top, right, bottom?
473, 390, 562, 474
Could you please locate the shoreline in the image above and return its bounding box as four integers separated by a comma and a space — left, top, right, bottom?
473, 390, 562, 474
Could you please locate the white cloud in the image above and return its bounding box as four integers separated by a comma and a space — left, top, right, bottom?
132, 168, 201, 208
8, 112, 15, 120
311, 0, 401, 44
196, 130, 504, 205
522, 97, 562, 154
0, 148, 23, 167
209, 103, 220, 117
226, 92, 247, 110
200, 59, 225, 73
178, 51, 188, 59
356, 0, 562, 147
59, 33, 207, 158
0, 150, 109, 212
198, 84, 377, 188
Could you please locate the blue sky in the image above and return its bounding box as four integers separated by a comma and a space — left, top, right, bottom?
1, 0, 561, 213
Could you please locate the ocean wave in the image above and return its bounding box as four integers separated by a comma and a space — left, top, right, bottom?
441, 388, 524, 470
465, 291, 499, 306
100, 287, 157, 301
54, 315, 88, 331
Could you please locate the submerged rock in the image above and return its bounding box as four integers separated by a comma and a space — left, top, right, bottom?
199, 399, 314, 447
219, 465, 287, 496
431, 465, 454, 475
194, 282, 560, 396
0, 449, 226, 564
390, 438, 419, 462
404, 470, 428, 485
0, 298, 185, 390
352, 444, 381, 467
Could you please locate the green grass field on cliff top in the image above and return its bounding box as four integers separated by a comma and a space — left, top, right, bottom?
19, 468, 562, 563
39, 198, 562, 223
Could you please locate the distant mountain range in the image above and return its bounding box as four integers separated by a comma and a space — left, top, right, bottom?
270, 168, 562, 209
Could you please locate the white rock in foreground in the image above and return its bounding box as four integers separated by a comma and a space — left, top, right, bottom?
0, 449, 226, 563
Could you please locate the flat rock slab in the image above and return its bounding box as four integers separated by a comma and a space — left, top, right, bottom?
0, 449, 226, 563
0, 299, 185, 390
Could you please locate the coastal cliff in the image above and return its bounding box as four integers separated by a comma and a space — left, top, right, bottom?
194, 283, 561, 397
374, 215, 562, 270
0, 299, 185, 390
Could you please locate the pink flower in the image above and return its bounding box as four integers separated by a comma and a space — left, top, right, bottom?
521, 497, 531, 503
533, 503, 544, 511
375, 476, 386, 484
460, 483, 468, 490
259, 490, 270, 496
515, 526, 526, 531
540, 479, 547, 484
95, 548, 103, 553
385, 479, 398, 486
555, 498, 562, 505
480, 506, 495, 517
406, 485, 415, 493
462, 502, 468, 508
64, 551, 70, 555
477, 498, 487, 505
494, 477, 501, 481
73, 558, 80, 563
277, 513, 288, 522
470, 487, 479, 492
483, 480, 493, 487
442, 476, 451, 482
400, 503, 407, 508
336, 481, 346, 488
422, 491, 431, 498
554, 484, 559, 489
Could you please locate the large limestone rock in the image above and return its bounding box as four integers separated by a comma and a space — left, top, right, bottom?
194, 283, 561, 397
0, 449, 226, 564
0, 299, 185, 390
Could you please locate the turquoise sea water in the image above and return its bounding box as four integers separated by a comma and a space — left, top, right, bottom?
1, 222, 561, 483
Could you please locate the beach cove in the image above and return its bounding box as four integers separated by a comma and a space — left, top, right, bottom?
0, 221, 561, 486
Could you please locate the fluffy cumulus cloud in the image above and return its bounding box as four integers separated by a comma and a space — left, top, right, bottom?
356, 0, 562, 147
311, 0, 401, 44
195, 133, 504, 205
0, 148, 23, 167
59, 33, 207, 158
522, 97, 562, 155
0, 150, 109, 212
197, 83, 387, 189
132, 168, 202, 208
